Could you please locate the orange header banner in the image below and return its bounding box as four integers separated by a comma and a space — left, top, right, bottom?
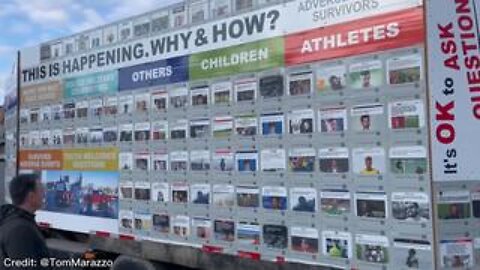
20, 81, 62, 107
19, 150, 63, 170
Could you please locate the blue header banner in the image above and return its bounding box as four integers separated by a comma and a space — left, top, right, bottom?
119, 56, 189, 91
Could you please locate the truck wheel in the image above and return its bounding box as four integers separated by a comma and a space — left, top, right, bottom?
111, 255, 156, 270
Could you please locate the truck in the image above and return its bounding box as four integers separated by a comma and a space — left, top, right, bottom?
2, 0, 480, 269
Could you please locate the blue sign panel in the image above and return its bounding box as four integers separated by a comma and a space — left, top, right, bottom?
119, 56, 189, 91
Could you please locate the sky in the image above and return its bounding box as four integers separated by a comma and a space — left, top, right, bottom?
0, 0, 182, 104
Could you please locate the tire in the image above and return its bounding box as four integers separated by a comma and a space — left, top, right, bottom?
111, 255, 156, 270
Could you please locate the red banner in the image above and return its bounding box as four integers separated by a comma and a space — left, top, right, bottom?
285, 7, 425, 66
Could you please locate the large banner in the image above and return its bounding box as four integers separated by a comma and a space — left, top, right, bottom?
19, 0, 421, 85
427, 0, 480, 181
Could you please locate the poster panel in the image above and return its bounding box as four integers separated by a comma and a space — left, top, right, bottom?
22, 148, 121, 234
426, 0, 480, 181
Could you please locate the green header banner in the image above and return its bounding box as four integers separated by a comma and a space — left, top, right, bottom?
189, 37, 284, 80
64, 70, 118, 98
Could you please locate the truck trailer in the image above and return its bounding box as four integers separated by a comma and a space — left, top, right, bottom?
3, 0, 480, 269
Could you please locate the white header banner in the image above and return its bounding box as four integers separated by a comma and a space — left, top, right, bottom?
20, 0, 421, 85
